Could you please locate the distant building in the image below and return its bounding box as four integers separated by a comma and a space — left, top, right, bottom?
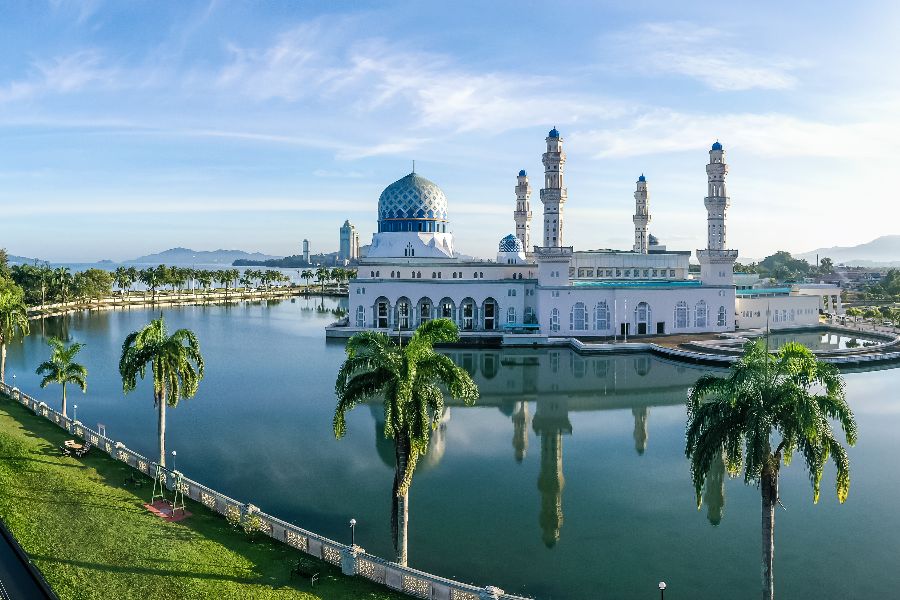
302, 239, 310, 264
339, 220, 360, 262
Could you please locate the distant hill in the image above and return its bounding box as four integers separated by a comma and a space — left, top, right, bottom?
7, 254, 43, 264
798, 236, 900, 267
126, 247, 280, 265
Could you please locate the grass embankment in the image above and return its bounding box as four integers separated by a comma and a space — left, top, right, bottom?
0, 394, 401, 600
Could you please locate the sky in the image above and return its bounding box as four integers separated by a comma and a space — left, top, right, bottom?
1, 0, 899, 262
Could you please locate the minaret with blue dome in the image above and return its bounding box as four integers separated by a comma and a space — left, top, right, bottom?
514, 169, 532, 251
633, 174, 651, 254
540, 127, 567, 247
697, 140, 738, 287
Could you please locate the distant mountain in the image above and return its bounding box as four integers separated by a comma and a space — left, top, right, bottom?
798, 236, 900, 267
126, 247, 281, 265
7, 254, 43, 264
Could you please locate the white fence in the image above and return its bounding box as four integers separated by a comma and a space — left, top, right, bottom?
0, 381, 529, 600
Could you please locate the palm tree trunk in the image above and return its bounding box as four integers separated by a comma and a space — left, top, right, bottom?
158, 389, 167, 468
392, 436, 410, 566
61, 383, 67, 417
0, 342, 6, 384
761, 459, 778, 600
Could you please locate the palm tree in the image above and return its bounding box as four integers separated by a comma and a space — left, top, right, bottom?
52, 267, 73, 307
114, 266, 131, 305
35, 337, 87, 417
685, 339, 856, 600
300, 269, 313, 293
334, 319, 478, 566
0, 286, 30, 383
315, 267, 328, 295
38, 264, 52, 310
119, 316, 204, 468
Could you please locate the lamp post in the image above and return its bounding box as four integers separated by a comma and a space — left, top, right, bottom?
171, 450, 177, 471
349, 518, 356, 547
658, 581, 666, 600
73, 404, 78, 423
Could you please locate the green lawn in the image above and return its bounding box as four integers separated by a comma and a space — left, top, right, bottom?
0, 394, 403, 600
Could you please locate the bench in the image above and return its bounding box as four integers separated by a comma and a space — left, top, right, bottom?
290, 558, 320, 587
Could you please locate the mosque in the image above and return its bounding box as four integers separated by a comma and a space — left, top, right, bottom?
333, 129, 833, 340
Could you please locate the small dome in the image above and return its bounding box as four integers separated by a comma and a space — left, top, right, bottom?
377, 172, 448, 224
711, 141, 723, 151
518, 169, 527, 177
499, 234, 524, 253
548, 127, 560, 138
638, 174, 646, 182
649, 234, 659, 246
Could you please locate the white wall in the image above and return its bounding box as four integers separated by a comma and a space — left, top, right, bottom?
735, 294, 820, 330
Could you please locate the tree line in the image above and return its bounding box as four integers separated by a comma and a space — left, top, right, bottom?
734, 251, 835, 282
0, 253, 360, 310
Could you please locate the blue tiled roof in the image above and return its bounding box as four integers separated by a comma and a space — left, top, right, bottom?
638, 174, 646, 182
518, 169, 526, 177
377, 173, 448, 223
548, 127, 560, 138
499, 233, 524, 253
711, 141, 723, 151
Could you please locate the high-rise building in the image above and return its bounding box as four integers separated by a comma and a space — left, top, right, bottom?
339, 220, 359, 262
302, 239, 310, 264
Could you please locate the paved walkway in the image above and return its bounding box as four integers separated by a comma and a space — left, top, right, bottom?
0, 517, 56, 599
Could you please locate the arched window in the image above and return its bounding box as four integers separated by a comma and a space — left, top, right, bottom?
395, 298, 411, 330
717, 306, 727, 327
695, 300, 708, 328
550, 308, 560, 332
355, 305, 365, 327
375, 298, 390, 328
675, 301, 689, 329
524, 306, 535, 324
507, 306, 516, 324
594, 301, 610, 330
418, 298, 432, 324
439, 298, 455, 320
460, 298, 476, 331
570, 302, 587, 331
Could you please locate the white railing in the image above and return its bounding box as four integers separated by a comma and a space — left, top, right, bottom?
0, 380, 530, 600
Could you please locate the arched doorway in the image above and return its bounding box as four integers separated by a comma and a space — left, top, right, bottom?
482, 298, 498, 331
634, 302, 651, 335
460, 298, 477, 331
416, 297, 433, 326
394, 297, 411, 330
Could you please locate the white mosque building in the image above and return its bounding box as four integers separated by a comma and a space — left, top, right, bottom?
333, 129, 833, 340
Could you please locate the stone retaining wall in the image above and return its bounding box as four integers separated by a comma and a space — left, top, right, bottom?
0, 381, 529, 600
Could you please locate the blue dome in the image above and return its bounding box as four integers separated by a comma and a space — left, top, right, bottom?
518, 169, 527, 177
711, 141, 723, 151
548, 127, 560, 138
499, 234, 524, 253
638, 174, 646, 182
377, 173, 449, 231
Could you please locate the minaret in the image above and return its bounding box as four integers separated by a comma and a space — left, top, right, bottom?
532, 397, 572, 548
512, 401, 529, 463
705, 142, 729, 250
514, 170, 532, 251
633, 174, 651, 254
697, 141, 738, 288
540, 128, 567, 247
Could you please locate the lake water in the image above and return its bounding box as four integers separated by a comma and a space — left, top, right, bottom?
5, 298, 899, 599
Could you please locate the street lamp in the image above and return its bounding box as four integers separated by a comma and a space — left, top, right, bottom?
349, 518, 357, 547
73, 404, 78, 423
659, 581, 667, 600
171, 450, 177, 471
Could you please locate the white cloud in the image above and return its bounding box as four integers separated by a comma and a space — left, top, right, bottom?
215, 25, 627, 137
0, 49, 117, 102
614, 22, 804, 91
573, 108, 900, 159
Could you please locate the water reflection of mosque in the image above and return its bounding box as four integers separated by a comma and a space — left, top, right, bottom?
369, 349, 724, 547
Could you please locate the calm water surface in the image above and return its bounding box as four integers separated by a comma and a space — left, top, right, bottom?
5, 298, 899, 599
